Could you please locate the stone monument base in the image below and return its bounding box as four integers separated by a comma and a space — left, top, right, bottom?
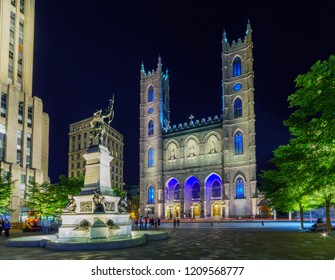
59, 213, 131, 239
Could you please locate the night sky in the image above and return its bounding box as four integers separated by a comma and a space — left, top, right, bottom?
32, 1, 335, 185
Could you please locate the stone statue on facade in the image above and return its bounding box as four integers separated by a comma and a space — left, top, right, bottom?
89, 95, 115, 146
93, 192, 106, 213
118, 196, 128, 213
63, 195, 76, 213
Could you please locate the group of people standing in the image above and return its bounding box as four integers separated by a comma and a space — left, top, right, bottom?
37, 218, 52, 234
0, 218, 11, 237
133, 216, 161, 230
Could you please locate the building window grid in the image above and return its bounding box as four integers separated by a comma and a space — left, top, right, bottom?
1, 94, 7, 118
17, 130, 23, 164
0, 124, 6, 161
20, 0, 25, 14
27, 106, 33, 127
18, 101, 24, 124
20, 174, 26, 199
26, 133, 32, 167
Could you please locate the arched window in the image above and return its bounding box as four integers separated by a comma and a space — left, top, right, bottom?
234, 98, 242, 118
148, 185, 154, 203
234, 131, 243, 155
148, 85, 154, 102
148, 120, 154, 136
192, 182, 200, 199
148, 147, 154, 167
235, 177, 245, 199
212, 180, 221, 198
233, 57, 242, 77
174, 184, 180, 200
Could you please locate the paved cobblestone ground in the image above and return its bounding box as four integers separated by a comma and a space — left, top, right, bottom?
1, 221, 334, 260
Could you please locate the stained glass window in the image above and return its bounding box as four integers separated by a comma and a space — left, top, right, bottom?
234, 131, 243, 155
148, 147, 154, 167
234, 98, 242, 118
148, 85, 154, 102
233, 57, 242, 77
236, 177, 245, 199
148, 185, 154, 204
148, 120, 154, 136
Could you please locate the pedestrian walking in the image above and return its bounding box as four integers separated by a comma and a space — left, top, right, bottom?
157, 218, 161, 227
177, 218, 180, 227
261, 220, 264, 226
139, 216, 143, 230
173, 218, 176, 227
3, 219, 11, 237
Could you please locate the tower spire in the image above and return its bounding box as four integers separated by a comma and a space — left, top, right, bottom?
141, 61, 145, 73
246, 19, 252, 41
157, 55, 162, 72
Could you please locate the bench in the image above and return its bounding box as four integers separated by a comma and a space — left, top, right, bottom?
309, 223, 335, 232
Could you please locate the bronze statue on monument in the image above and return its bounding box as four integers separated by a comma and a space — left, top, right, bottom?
89, 95, 115, 146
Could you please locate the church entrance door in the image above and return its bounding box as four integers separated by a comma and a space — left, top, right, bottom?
193, 203, 201, 218
174, 204, 180, 218
212, 202, 221, 217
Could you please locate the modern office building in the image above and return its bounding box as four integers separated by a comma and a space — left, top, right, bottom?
139, 22, 260, 219
0, 0, 49, 222
68, 117, 124, 189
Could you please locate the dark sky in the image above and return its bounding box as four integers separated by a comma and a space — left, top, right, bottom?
32, 1, 335, 185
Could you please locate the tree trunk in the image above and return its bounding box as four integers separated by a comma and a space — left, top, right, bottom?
299, 205, 304, 229
326, 199, 331, 233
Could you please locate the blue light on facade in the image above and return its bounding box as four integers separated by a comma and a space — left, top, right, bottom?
233, 83, 242, 91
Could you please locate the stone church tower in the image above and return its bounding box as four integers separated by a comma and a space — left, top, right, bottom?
221, 20, 257, 217
139, 57, 170, 217
139, 22, 258, 219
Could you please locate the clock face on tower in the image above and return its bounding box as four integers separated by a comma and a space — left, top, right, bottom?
147, 107, 154, 114
233, 83, 242, 91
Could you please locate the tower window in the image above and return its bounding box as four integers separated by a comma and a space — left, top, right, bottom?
148, 147, 154, 167
148, 185, 154, 204
148, 120, 154, 136
235, 177, 245, 199
148, 85, 154, 102
234, 98, 242, 118
234, 131, 243, 155
233, 57, 242, 77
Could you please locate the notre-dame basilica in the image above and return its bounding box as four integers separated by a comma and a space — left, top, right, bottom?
139, 21, 261, 219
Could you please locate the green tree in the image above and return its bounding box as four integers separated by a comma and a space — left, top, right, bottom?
48, 175, 84, 215
284, 54, 335, 232
0, 170, 15, 216
24, 180, 53, 217
260, 140, 320, 229
24, 175, 84, 217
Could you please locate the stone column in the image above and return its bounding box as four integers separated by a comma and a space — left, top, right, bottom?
180, 185, 185, 217
200, 185, 205, 218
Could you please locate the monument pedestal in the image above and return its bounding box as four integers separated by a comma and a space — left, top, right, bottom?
59, 145, 131, 239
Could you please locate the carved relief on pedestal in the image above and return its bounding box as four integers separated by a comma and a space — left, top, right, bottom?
80, 201, 93, 212
105, 201, 115, 211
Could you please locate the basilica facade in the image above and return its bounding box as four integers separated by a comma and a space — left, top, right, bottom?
139, 22, 259, 219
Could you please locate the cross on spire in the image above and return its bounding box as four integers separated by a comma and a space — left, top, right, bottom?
189, 114, 194, 124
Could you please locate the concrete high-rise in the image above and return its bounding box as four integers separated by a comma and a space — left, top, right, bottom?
0, 0, 49, 223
